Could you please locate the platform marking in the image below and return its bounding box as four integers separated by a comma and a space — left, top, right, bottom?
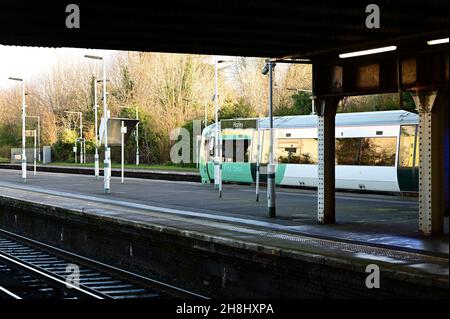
239, 189, 417, 205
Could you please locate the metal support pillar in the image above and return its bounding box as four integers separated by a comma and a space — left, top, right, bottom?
412, 89, 447, 236
316, 98, 339, 224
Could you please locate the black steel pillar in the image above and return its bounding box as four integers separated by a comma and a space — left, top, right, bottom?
316, 97, 339, 224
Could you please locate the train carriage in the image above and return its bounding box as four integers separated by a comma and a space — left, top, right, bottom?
199, 110, 419, 193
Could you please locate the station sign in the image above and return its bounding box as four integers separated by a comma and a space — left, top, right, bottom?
99, 118, 139, 146
25, 130, 36, 137
221, 119, 257, 130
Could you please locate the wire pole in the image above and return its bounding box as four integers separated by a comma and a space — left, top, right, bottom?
94, 77, 100, 178
103, 58, 111, 194
267, 61, 276, 218
33, 130, 37, 175
256, 118, 261, 202
121, 121, 126, 184
136, 106, 139, 166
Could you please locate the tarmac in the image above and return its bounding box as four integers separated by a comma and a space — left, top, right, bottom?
0, 168, 448, 284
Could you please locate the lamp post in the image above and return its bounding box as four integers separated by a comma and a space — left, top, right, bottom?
85, 54, 110, 194
214, 59, 233, 198
8, 77, 27, 182
94, 78, 110, 176
26, 116, 41, 162
136, 107, 139, 166
255, 116, 261, 202
262, 60, 276, 218
120, 121, 127, 184
64, 111, 83, 163
33, 129, 37, 175
93, 76, 99, 178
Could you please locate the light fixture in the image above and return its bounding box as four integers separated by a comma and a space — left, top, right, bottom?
261, 62, 276, 75
339, 46, 397, 59
84, 54, 103, 60
427, 38, 449, 46
8, 77, 23, 82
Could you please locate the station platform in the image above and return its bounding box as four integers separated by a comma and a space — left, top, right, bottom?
0, 163, 200, 182
0, 169, 448, 298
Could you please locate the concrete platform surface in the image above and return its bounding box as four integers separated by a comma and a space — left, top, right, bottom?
0, 169, 448, 283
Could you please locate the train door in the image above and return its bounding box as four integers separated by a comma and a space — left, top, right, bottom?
221, 134, 253, 183
397, 125, 419, 192
205, 136, 215, 182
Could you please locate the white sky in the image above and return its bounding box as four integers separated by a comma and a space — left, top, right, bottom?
0, 46, 120, 89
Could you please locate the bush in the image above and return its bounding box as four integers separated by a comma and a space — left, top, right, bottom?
220, 98, 256, 120
275, 91, 313, 116
51, 140, 75, 162
0, 144, 11, 161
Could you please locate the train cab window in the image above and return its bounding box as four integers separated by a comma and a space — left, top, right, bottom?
203, 138, 210, 162
208, 137, 215, 158
222, 138, 251, 163
399, 125, 418, 168
277, 139, 318, 164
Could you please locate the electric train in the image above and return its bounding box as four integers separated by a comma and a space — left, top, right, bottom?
199, 110, 419, 193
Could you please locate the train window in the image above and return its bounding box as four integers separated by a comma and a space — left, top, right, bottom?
336, 138, 362, 165
299, 139, 318, 164
336, 137, 397, 166
399, 125, 418, 168
277, 139, 298, 164
277, 139, 318, 164
360, 137, 397, 166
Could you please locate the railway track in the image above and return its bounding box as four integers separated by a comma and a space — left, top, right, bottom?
0, 228, 207, 300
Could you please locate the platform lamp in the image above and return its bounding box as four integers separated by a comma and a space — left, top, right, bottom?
213, 59, 233, 198
262, 60, 276, 218
92, 78, 110, 178
8, 77, 27, 182
85, 54, 110, 194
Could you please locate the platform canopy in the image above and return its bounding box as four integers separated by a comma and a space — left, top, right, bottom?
0, 1, 448, 59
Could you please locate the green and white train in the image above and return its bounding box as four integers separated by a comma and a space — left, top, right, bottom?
199, 110, 419, 193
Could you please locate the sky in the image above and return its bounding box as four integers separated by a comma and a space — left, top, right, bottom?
0, 46, 121, 89
0, 45, 281, 91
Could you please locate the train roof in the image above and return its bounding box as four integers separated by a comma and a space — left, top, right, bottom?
204, 110, 418, 134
